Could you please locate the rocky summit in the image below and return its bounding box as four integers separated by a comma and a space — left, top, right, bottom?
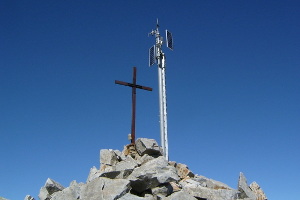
22, 138, 267, 200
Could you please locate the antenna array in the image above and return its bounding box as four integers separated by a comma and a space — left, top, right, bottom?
148, 20, 173, 160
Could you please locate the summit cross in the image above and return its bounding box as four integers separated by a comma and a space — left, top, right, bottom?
115, 67, 152, 144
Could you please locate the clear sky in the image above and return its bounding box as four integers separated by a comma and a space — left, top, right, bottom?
1, 1, 299, 199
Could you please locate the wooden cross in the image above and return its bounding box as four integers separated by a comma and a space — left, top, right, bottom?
115, 67, 152, 144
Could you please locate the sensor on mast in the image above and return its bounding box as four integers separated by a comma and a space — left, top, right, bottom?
148, 20, 173, 160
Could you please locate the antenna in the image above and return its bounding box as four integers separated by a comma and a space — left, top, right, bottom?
148, 20, 173, 160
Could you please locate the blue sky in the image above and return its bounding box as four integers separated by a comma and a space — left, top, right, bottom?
1, 1, 299, 199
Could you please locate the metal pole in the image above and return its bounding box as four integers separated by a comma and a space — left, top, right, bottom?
131, 67, 137, 144
161, 54, 168, 159
149, 21, 169, 159
158, 62, 165, 157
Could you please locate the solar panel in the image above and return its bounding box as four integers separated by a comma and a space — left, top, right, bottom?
149, 45, 156, 66
166, 30, 173, 50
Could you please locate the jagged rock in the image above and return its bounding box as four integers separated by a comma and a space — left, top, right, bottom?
24, 195, 35, 200
51, 180, 83, 200
151, 183, 173, 198
128, 156, 179, 193
98, 155, 137, 179
169, 182, 181, 192
99, 163, 116, 173
31, 138, 267, 200
80, 177, 130, 200
38, 178, 64, 200
118, 193, 155, 200
183, 185, 238, 200
174, 163, 194, 179
135, 138, 162, 156
100, 169, 133, 179
87, 166, 102, 182
136, 154, 155, 166
250, 181, 267, 200
238, 172, 257, 200
114, 149, 126, 161
181, 178, 238, 200
115, 155, 138, 171
100, 149, 119, 166
192, 175, 232, 190
165, 190, 198, 200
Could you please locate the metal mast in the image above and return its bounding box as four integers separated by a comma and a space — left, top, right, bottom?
149, 20, 173, 160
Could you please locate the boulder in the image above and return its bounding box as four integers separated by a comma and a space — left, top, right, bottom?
128, 156, 179, 193
87, 166, 102, 182
118, 193, 155, 200
238, 172, 257, 200
250, 181, 267, 200
24, 195, 35, 200
135, 138, 162, 156
174, 163, 194, 179
100, 149, 120, 166
136, 154, 155, 166
165, 190, 198, 200
38, 178, 64, 200
80, 177, 130, 200
151, 183, 173, 198
192, 175, 232, 190
115, 155, 138, 171
100, 169, 133, 179
183, 185, 238, 200
51, 180, 83, 200
98, 155, 137, 179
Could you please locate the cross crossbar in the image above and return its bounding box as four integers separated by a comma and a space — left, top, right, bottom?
115, 80, 152, 91
115, 67, 152, 144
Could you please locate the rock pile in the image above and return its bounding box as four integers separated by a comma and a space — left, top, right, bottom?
25, 138, 267, 200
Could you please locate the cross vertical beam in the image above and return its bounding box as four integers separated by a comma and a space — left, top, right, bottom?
115, 67, 152, 144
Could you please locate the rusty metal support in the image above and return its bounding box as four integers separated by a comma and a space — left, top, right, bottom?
115, 67, 152, 144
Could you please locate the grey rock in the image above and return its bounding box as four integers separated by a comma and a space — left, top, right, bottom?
128, 156, 179, 193
115, 155, 138, 171
238, 172, 257, 200
87, 166, 101, 182
192, 175, 232, 190
100, 149, 120, 166
51, 181, 84, 200
24, 195, 35, 200
136, 154, 155, 166
151, 183, 173, 198
38, 187, 50, 200
165, 191, 198, 200
135, 138, 162, 156
118, 193, 155, 200
0, 197, 9, 200
80, 177, 130, 200
114, 149, 127, 161
99, 164, 116, 173
99, 155, 137, 179
100, 169, 133, 179
38, 178, 65, 200
182, 180, 238, 200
